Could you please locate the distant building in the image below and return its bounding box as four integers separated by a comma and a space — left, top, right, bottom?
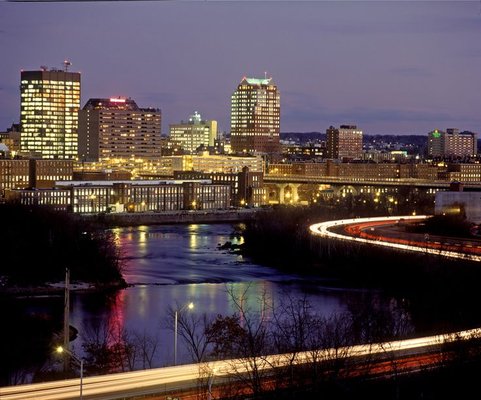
428, 128, 477, 158
4, 188, 71, 212
0, 123, 21, 156
78, 97, 161, 162
439, 163, 481, 183
29, 159, 73, 189
169, 111, 217, 154
0, 159, 29, 196
0, 158, 72, 197
230, 77, 280, 154
326, 125, 363, 161
20, 67, 81, 159
141, 154, 265, 177
72, 169, 132, 181
174, 167, 266, 207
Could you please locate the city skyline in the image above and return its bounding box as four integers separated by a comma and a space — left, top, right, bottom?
1, 1, 480, 135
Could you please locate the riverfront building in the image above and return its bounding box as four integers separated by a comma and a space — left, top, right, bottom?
78, 97, 161, 162
6, 179, 231, 213
20, 67, 81, 159
174, 167, 266, 207
169, 111, 217, 154
230, 77, 280, 154
326, 125, 363, 161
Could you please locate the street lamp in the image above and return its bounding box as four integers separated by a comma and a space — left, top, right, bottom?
174, 302, 194, 365
56, 346, 84, 400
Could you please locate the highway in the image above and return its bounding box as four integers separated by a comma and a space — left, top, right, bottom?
309, 215, 481, 262
2, 326, 481, 400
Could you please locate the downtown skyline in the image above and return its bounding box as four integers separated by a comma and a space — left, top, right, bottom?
1, 1, 481, 135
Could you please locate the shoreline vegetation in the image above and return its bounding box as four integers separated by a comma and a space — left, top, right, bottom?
232, 205, 481, 335
0, 204, 127, 296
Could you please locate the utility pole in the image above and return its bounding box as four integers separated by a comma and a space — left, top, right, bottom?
63, 268, 70, 371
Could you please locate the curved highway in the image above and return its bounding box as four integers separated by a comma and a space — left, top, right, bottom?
309, 215, 481, 262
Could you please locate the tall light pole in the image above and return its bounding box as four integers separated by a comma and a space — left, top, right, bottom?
56, 346, 84, 400
63, 268, 70, 372
174, 302, 194, 365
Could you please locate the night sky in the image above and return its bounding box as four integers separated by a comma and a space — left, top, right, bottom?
1, 1, 480, 135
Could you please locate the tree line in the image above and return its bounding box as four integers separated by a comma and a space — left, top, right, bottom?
0, 203, 125, 287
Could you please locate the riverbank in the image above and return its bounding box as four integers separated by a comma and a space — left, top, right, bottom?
80, 208, 264, 227
0, 279, 128, 297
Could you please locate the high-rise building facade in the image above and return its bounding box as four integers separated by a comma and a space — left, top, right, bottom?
230, 77, 280, 154
78, 97, 161, 162
428, 128, 477, 158
427, 129, 444, 157
20, 68, 81, 159
169, 111, 217, 153
326, 125, 363, 161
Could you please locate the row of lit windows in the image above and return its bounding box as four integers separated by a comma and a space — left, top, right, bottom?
24, 79, 79, 84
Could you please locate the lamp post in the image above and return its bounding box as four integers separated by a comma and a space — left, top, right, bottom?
174, 302, 194, 365
56, 346, 84, 400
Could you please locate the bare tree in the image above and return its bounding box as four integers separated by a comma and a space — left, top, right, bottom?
166, 308, 213, 364
133, 331, 159, 369
82, 319, 160, 374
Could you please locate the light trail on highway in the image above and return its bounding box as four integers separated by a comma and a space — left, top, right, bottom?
2, 325, 481, 400
309, 215, 481, 262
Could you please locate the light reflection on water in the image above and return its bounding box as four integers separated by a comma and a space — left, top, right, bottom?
69, 223, 389, 366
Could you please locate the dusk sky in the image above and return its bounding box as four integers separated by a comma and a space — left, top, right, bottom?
1, 1, 480, 135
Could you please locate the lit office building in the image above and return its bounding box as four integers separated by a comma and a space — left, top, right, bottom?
20, 66, 81, 159
230, 77, 280, 154
78, 97, 161, 162
326, 125, 363, 161
428, 128, 477, 158
169, 111, 217, 153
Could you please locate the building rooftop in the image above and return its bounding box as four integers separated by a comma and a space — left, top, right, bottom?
240, 77, 273, 86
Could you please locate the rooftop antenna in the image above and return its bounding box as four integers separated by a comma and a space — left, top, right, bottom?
63, 60, 72, 72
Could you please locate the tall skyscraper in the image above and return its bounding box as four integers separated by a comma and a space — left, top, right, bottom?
230, 76, 280, 154
169, 111, 217, 154
326, 125, 363, 161
78, 97, 161, 162
20, 66, 81, 159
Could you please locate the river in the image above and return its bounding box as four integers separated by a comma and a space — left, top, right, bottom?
2, 222, 403, 385
68, 223, 395, 365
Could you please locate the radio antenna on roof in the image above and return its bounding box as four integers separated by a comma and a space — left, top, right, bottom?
63, 60, 72, 72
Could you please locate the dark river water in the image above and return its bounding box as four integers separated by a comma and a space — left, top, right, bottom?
4, 223, 403, 385
68, 223, 391, 365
